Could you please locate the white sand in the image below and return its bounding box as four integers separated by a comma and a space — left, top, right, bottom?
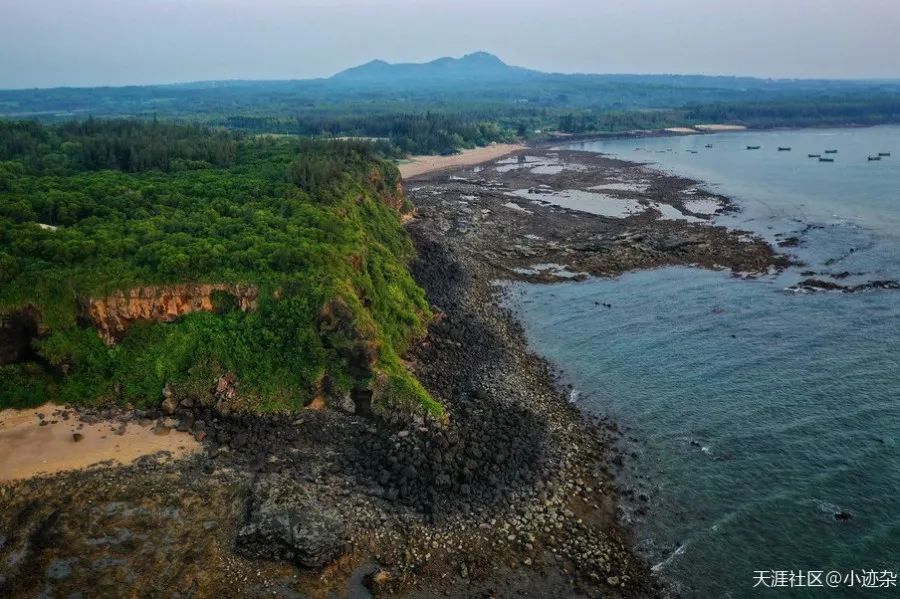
694, 124, 748, 132
665, 127, 698, 134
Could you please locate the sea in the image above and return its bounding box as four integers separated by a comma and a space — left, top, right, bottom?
507, 126, 900, 597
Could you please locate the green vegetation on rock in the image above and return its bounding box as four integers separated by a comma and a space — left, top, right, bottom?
0, 120, 439, 418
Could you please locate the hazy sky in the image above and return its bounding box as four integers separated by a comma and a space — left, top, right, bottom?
3, 0, 900, 88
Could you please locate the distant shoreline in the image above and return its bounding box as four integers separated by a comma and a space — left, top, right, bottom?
397, 143, 525, 178
535, 121, 897, 147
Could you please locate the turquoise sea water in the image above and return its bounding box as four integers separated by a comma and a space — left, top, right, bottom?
509, 126, 900, 597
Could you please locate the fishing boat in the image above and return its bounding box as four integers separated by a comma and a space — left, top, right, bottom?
824, 149, 838, 154
747, 145, 761, 150
778, 147, 792, 151
868, 156, 882, 161
819, 157, 835, 163
808, 154, 821, 158
878, 152, 891, 157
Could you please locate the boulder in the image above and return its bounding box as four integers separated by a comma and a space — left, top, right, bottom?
160, 383, 178, 415
236, 475, 348, 568
834, 511, 852, 521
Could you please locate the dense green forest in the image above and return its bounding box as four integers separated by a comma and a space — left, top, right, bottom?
4, 53, 900, 155
555, 95, 900, 133
0, 120, 439, 417
2, 53, 900, 415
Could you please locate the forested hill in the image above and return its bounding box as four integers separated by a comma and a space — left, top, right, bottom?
2, 53, 900, 156
330, 51, 542, 84
0, 120, 440, 418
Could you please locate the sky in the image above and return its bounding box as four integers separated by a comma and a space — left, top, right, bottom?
2, 0, 900, 88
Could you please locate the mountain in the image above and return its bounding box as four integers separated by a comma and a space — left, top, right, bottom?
3, 51, 900, 124
330, 52, 543, 84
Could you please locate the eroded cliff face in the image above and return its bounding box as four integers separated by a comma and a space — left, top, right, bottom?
369, 167, 406, 212
317, 296, 380, 415
84, 284, 259, 345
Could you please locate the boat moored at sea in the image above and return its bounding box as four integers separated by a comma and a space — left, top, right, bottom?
824, 149, 838, 154
878, 152, 891, 157
808, 154, 821, 158
778, 147, 791, 151
747, 145, 761, 150
819, 157, 835, 162
868, 156, 882, 161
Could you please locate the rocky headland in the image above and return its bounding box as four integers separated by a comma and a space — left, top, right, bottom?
0, 148, 788, 598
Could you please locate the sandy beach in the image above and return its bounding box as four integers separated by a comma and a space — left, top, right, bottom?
0, 403, 200, 481
397, 143, 524, 179
664, 124, 748, 135
694, 124, 747, 132
664, 127, 698, 134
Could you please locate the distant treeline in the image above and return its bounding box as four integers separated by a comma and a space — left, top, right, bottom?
684, 95, 900, 127
3, 81, 900, 157
556, 96, 900, 133
0, 118, 237, 173
224, 112, 515, 156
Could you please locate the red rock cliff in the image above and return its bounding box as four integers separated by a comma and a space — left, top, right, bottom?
84, 284, 259, 345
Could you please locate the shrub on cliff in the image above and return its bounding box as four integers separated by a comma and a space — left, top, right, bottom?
0, 121, 439, 418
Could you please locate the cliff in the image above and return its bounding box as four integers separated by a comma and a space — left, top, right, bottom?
0, 132, 435, 417
83, 284, 259, 345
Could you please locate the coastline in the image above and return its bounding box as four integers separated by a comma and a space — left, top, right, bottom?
397, 143, 525, 179
0, 145, 788, 597
399, 146, 790, 595
528, 121, 895, 148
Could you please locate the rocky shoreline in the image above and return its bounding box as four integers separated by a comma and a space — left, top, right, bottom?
0, 148, 788, 598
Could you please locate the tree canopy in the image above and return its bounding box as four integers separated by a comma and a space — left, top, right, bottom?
0, 120, 438, 417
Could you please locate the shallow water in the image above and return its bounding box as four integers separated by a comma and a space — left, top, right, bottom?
506, 188, 644, 218
511, 126, 900, 597
572, 126, 900, 284
506, 188, 707, 222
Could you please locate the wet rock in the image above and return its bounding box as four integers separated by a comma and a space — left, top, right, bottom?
834, 511, 852, 521
161, 383, 178, 415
